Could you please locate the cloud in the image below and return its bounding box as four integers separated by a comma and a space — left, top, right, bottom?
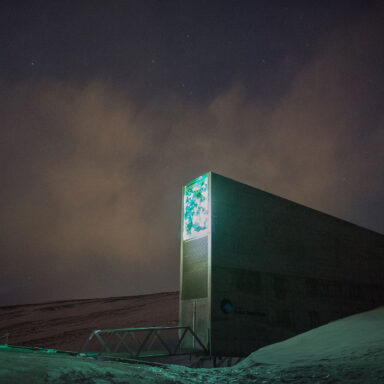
0, 7, 383, 305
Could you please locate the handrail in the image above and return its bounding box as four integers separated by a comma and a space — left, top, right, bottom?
80, 326, 208, 358
92, 325, 190, 332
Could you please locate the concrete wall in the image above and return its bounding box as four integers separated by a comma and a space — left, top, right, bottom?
210, 172, 384, 356
179, 235, 210, 349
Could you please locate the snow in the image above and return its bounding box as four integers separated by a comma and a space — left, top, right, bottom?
238, 306, 384, 367
1, 306, 384, 383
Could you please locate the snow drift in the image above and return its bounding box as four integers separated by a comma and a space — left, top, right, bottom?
238, 306, 384, 367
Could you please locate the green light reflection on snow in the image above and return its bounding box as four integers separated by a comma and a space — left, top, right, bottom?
183, 174, 209, 240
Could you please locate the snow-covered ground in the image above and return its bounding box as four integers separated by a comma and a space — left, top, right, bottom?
1, 306, 384, 383
238, 306, 384, 368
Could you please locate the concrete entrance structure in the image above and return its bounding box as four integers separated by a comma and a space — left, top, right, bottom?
179, 172, 384, 357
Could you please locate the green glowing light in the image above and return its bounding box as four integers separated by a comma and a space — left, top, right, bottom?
183, 174, 210, 240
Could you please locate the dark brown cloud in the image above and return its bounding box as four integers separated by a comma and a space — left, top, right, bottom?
0, 7, 383, 305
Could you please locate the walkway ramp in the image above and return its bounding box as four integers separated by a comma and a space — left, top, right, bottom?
80, 326, 208, 359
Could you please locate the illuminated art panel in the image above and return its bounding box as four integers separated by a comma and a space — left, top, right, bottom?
183, 174, 210, 240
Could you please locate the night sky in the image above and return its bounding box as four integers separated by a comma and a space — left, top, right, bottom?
0, 1, 383, 306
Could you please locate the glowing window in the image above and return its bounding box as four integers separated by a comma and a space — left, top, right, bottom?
183, 174, 210, 240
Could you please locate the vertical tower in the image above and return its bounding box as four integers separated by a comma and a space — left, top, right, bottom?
179, 173, 211, 350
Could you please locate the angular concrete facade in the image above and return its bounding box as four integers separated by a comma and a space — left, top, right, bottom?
179, 172, 384, 357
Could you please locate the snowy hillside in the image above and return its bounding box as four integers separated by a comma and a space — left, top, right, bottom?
1, 306, 384, 383
238, 306, 384, 367
0, 292, 178, 351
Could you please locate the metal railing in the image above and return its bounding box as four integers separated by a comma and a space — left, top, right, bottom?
79, 326, 208, 358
